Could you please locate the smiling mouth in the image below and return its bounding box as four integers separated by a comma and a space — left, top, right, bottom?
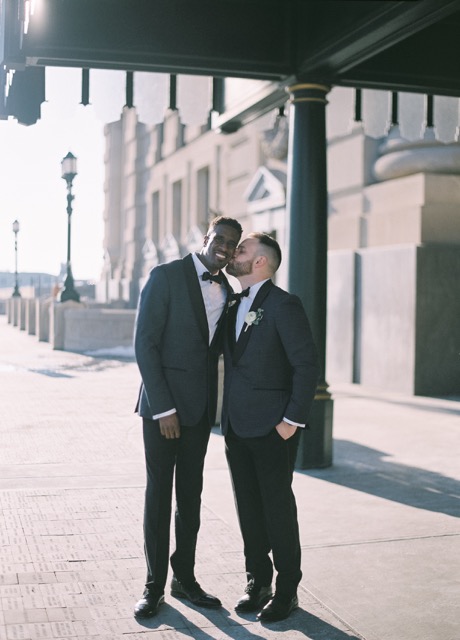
215, 251, 227, 260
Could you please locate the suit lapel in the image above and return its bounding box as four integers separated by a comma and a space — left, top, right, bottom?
210, 272, 234, 349
233, 280, 273, 363
226, 298, 239, 353
183, 254, 209, 344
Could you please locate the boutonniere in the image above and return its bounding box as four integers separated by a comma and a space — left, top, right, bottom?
244, 308, 264, 332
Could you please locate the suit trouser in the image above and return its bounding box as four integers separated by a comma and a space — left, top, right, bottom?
142, 416, 211, 594
225, 425, 302, 600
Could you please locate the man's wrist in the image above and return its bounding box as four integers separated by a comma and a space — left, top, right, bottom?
153, 408, 177, 420
283, 417, 305, 428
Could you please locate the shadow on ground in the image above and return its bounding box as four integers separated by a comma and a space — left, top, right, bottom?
136, 601, 362, 639
303, 439, 460, 517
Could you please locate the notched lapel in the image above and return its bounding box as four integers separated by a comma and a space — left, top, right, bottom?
183, 254, 209, 344
233, 280, 273, 363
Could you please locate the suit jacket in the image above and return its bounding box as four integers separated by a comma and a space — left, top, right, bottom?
221, 280, 320, 438
134, 253, 232, 426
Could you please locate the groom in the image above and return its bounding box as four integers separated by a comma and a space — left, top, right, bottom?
222, 232, 319, 623
133, 215, 242, 618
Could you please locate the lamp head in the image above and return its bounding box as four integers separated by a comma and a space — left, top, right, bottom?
61, 151, 77, 184
12, 219, 20, 234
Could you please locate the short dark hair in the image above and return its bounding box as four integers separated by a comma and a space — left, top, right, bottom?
248, 232, 282, 271
207, 214, 242, 238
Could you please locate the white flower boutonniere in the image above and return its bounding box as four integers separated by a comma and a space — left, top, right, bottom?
244, 308, 264, 332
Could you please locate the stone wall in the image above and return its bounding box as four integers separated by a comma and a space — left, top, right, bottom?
326, 243, 460, 397
62, 308, 136, 353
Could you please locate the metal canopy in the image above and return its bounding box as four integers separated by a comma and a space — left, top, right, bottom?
2, 0, 460, 124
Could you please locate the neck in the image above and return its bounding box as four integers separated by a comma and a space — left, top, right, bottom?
238, 274, 267, 289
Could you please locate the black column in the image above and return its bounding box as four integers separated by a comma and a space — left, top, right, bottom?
286, 83, 333, 468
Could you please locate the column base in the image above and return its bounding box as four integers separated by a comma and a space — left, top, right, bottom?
60, 287, 80, 303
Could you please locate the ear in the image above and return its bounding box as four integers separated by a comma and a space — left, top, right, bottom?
254, 255, 267, 268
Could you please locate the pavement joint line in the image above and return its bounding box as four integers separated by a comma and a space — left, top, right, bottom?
301, 531, 460, 549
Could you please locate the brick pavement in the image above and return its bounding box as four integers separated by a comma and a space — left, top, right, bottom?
1, 316, 459, 640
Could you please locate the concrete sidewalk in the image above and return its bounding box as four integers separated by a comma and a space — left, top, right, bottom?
0, 315, 459, 640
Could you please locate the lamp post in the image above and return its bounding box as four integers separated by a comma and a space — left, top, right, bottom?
12, 219, 21, 297
60, 151, 80, 302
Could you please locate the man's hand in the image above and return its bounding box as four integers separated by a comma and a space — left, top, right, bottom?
159, 413, 181, 439
275, 420, 297, 440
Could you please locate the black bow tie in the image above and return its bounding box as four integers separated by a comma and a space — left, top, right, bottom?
229, 287, 250, 302
202, 271, 223, 285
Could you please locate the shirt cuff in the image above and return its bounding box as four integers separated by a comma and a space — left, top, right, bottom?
283, 417, 305, 428
153, 408, 177, 420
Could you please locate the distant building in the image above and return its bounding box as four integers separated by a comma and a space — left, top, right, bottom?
0, 270, 96, 303
0, 271, 56, 299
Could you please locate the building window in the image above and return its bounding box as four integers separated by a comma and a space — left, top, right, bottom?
151, 191, 160, 244
197, 166, 210, 227
172, 180, 182, 239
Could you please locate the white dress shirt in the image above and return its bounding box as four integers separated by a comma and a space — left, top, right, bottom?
192, 252, 227, 345
235, 279, 268, 339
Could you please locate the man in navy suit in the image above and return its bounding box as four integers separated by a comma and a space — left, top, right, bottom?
133, 215, 242, 618
222, 232, 320, 623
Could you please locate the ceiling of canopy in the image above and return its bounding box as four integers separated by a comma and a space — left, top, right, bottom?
2, 0, 460, 125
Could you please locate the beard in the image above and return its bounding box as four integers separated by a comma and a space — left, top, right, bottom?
226, 258, 253, 277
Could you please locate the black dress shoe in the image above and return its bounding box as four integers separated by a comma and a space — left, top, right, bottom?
235, 579, 273, 612
133, 591, 165, 618
257, 594, 299, 622
170, 575, 222, 608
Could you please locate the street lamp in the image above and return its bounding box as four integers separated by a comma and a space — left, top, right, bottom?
60, 151, 80, 302
12, 219, 21, 297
